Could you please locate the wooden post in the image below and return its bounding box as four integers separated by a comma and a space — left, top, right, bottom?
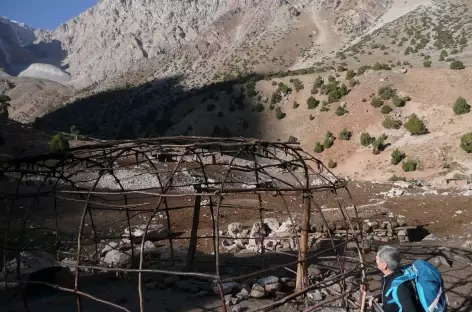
296, 192, 311, 290
185, 185, 202, 272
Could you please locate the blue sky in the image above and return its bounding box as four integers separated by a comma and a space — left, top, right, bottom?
1, 0, 98, 30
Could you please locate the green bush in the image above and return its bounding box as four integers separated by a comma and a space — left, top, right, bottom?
293, 101, 300, 109
307, 96, 320, 109
275, 107, 286, 120
253, 103, 264, 112
357, 65, 372, 75
278, 83, 292, 94
339, 128, 352, 140
360, 133, 374, 147
328, 159, 337, 169
362, 98, 367, 102
461, 133, 472, 153
324, 131, 336, 149
49, 134, 70, 152
402, 159, 417, 172
423, 60, 432, 67
391, 149, 406, 165
382, 116, 402, 129
404, 114, 428, 135
349, 79, 359, 87
453, 97, 470, 115
389, 174, 406, 182
450, 60, 465, 70
378, 85, 397, 100
314, 142, 324, 153
292, 79, 304, 91
346, 70, 356, 80
328, 75, 336, 82
288, 136, 298, 143
271, 81, 278, 86
271, 92, 282, 104
381, 105, 393, 114
373, 62, 382, 70
314, 76, 324, 88
392, 96, 406, 107
371, 97, 384, 108
372, 137, 386, 154
335, 106, 348, 116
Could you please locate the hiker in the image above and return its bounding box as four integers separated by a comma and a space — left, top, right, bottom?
369, 245, 422, 311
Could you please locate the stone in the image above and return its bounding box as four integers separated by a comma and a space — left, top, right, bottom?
329, 283, 342, 293
257, 276, 279, 286
380, 237, 390, 243
213, 281, 240, 295
396, 217, 407, 227
461, 241, 472, 249
263, 239, 277, 250
263, 218, 280, 232
396, 230, 407, 236
423, 234, 439, 241
225, 294, 233, 306
231, 297, 242, 305
264, 283, 281, 292
431, 255, 451, 267
237, 288, 250, 300
277, 219, 294, 233
141, 240, 157, 254
103, 250, 131, 268
307, 290, 323, 301
401, 68, 408, 73
310, 224, 318, 233
123, 224, 168, 241
228, 223, 243, 238
308, 264, 322, 277
393, 181, 413, 189
101, 242, 118, 256
250, 284, 265, 298
232, 306, 248, 312
247, 222, 268, 249
221, 238, 234, 247
363, 223, 372, 233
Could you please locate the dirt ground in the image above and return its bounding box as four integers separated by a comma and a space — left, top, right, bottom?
1, 179, 472, 311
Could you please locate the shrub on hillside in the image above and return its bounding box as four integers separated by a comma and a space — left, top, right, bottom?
314, 76, 324, 88
450, 60, 465, 70
278, 83, 292, 94
381, 105, 393, 114
271, 91, 282, 104
275, 107, 286, 120
423, 60, 432, 67
293, 101, 300, 109
372, 137, 386, 154
382, 116, 402, 129
346, 70, 356, 80
324, 131, 336, 149
404, 114, 428, 135
453, 97, 470, 115
339, 128, 352, 140
309, 114, 315, 121
461, 133, 472, 153
371, 97, 384, 108
378, 85, 397, 100
49, 134, 70, 152
360, 132, 374, 147
392, 96, 406, 107
314, 142, 324, 153
288, 136, 298, 143
307, 96, 320, 109
357, 65, 372, 75
335, 106, 348, 116
253, 103, 265, 112
292, 79, 304, 91
391, 149, 406, 165
389, 174, 406, 182
373, 62, 383, 70
349, 79, 359, 87
328, 159, 337, 169
402, 159, 417, 172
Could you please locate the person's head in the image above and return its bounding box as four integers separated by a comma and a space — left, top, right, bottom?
376, 245, 401, 275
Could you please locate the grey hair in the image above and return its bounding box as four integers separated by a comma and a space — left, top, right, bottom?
377, 245, 401, 271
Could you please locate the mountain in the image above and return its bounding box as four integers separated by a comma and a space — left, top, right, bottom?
2, 0, 472, 184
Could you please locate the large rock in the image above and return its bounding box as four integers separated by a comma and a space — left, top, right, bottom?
123, 224, 168, 242
101, 241, 118, 256
228, 223, 243, 238
103, 250, 132, 268
461, 241, 472, 249
263, 218, 280, 233
212, 281, 240, 295
250, 284, 265, 298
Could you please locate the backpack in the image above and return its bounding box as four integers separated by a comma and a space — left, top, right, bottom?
386, 260, 447, 312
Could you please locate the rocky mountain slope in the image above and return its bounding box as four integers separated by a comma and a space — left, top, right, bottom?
1, 0, 472, 184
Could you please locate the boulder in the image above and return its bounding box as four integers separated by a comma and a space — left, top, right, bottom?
461, 241, 472, 250
308, 264, 322, 277
257, 276, 279, 286
264, 283, 281, 292
228, 223, 243, 238
263, 218, 280, 232
212, 281, 240, 295
307, 290, 323, 301
101, 242, 119, 256
250, 284, 265, 298
123, 224, 168, 241
103, 250, 132, 268
400, 68, 408, 73
237, 288, 250, 301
